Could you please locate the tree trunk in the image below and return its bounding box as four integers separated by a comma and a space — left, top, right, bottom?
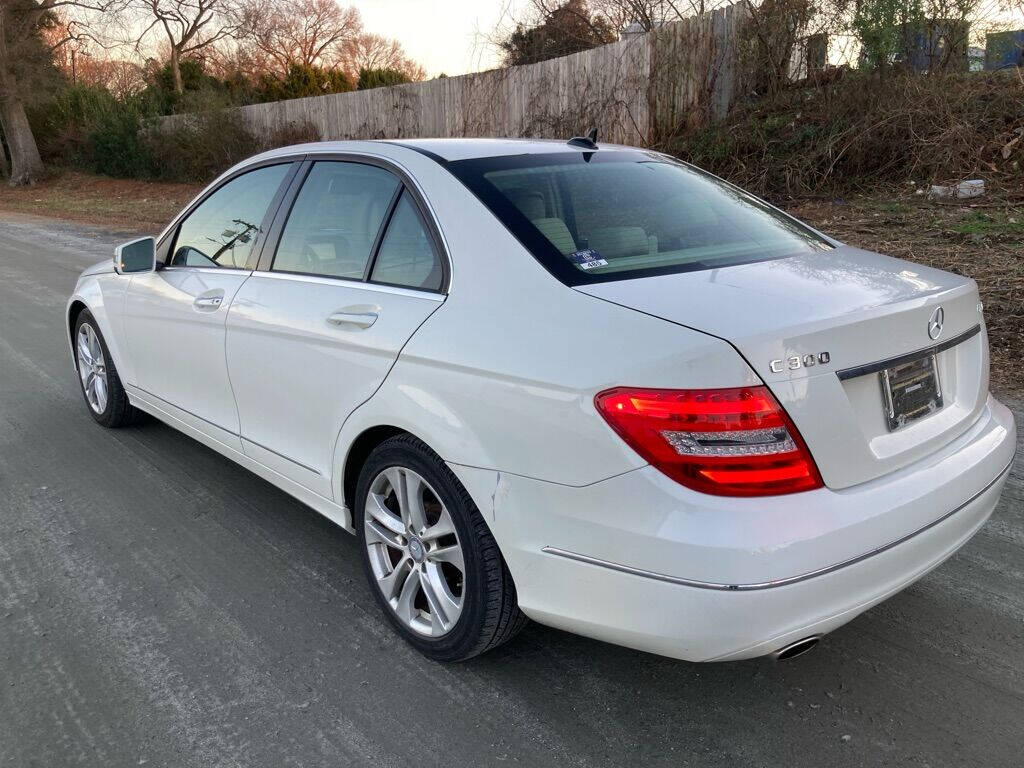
0, 136, 9, 179
170, 45, 184, 93
0, 94, 42, 185
0, 6, 43, 186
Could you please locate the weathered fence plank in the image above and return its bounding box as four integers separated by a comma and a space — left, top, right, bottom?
162, 5, 748, 147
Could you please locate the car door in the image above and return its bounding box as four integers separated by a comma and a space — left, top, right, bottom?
225, 158, 447, 497
124, 161, 296, 446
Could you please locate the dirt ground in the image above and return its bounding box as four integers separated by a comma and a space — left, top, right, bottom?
0, 172, 1019, 395
0, 171, 202, 231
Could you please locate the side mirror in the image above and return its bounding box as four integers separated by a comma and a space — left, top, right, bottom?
114, 236, 156, 274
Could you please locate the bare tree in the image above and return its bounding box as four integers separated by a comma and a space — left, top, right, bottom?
238, 0, 361, 78
496, 0, 618, 66
129, 0, 245, 93
339, 32, 425, 81
0, 4, 42, 185
45, 12, 147, 94
0, 0, 123, 185
583, 0, 731, 31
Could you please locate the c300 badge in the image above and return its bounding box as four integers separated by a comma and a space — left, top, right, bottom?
769, 352, 831, 373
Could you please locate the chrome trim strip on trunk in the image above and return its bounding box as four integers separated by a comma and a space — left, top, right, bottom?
836, 324, 981, 381
541, 458, 1011, 592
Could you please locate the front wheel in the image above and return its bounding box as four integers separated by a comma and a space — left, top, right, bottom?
355, 434, 527, 661
74, 309, 139, 428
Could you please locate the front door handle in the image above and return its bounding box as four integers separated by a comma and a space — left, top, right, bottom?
327, 311, 378, 329
194, 292, 224, 310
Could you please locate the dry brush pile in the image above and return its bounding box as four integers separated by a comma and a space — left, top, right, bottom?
671, 71, 1024, 199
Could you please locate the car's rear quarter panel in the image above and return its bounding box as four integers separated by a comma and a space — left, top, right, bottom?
333, 150, 761, 489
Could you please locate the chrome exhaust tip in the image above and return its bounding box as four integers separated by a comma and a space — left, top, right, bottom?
771, 636, 820, 661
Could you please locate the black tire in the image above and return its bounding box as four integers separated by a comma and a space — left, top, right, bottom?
355, 434, 528, 661
73, 309, 140, 428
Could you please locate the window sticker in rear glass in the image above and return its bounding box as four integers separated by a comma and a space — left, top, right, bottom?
568, 249, 608, 270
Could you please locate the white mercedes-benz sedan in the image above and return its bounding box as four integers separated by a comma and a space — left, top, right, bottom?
66, 137, 1016, 663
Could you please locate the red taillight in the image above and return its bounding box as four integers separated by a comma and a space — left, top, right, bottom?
594, 386, 823, 497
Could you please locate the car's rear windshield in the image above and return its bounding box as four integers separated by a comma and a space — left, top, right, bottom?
444, 150, 833, 285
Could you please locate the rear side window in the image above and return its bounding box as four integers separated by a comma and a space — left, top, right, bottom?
273, 161, 399, 279
171, 164, 290, 269
446, 152, 832, 285
369, 192, 443, 291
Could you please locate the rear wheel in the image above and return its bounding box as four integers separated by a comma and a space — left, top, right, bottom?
74, 309, 139, 428
355, 434, 527, 661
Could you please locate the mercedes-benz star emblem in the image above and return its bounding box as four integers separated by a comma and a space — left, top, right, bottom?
928, 306, 944, 340
408, 537, 425, 562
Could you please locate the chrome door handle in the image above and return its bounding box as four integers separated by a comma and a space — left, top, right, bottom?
194, 295, 223, 309
327, 311, 378, 329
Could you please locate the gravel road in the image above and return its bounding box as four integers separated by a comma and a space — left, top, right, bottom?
1, 212, 1022, 767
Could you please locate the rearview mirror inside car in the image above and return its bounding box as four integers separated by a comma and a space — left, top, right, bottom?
114, 237, 156, 274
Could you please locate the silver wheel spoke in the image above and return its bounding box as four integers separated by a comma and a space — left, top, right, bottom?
77, 335, 93, 367
394, 568, 421, 625
377, 557, 413, 602
421, 563, 459, 634
366, 492, 405, 538
402, 472, 429, 534
383, 467, 411, 529
421, 507, 456, 544
387, 467, 428, 534
428, 542, 464, 573
364, 516, 403, 550
419, 574, 448, 634
93, 375, 107, 411
88, 327, 102, 362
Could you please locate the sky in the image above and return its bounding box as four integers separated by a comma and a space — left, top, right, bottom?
350, 0, 523, 77
349, 0, 1024, 77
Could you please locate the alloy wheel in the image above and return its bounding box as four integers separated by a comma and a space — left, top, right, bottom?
77, 323, 108, 414
363, 466, 466, 637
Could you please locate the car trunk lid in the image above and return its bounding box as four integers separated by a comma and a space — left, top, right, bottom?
575, 246, 988, 489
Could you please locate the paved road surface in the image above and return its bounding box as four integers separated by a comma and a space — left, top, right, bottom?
1, 213, 1022, 767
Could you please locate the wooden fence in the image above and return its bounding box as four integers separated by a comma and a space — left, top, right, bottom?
163, 3, 748, 148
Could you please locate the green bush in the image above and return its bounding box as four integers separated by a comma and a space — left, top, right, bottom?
142, 105, 260, 183
140, 59, 258, 116
28, 58, 330, 184
28, 84, 119, 165
357, 67, 411, 90
258, 64, 353, 102
28, 83, 162, 177
88, 106, 151, 178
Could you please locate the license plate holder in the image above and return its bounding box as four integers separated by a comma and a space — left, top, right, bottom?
879, 354, 943, 431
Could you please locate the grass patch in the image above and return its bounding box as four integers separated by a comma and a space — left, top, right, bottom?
951, 211, 1024, 237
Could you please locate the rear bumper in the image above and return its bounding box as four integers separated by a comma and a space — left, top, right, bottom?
449, 395, 1015, 661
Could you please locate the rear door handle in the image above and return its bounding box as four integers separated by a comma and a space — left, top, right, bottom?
327, 311, 378, 329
